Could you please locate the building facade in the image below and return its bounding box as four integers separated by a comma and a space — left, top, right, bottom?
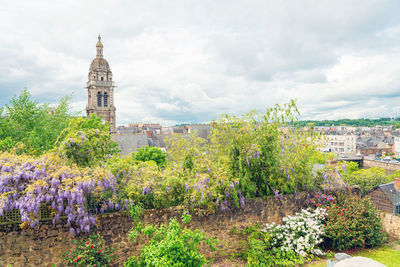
86, 35, 116, 132
319, 134, 357, 156
394, 137, 400, 158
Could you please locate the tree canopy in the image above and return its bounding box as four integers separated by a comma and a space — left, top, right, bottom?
0, 89, 71, 155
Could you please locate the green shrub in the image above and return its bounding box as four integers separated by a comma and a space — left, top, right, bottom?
132, 146, 168, 167
341, 167, 390, 195
56, 114, 119, 167
337, 161, 359, 177
105, 154, 138, 184
324, 194, 385, 251
62, 234, 116, 266
123, 161, 187, 209
124, 213, 217, 267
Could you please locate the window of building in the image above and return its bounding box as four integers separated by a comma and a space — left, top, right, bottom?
97, 92, 102, 107
104, 92, 108, 107
101, 77, 104, 81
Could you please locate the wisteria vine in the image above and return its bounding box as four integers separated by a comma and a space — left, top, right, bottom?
0, 152, 119, 234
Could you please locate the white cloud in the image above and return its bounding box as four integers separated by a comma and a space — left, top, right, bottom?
1, 0, 400, 126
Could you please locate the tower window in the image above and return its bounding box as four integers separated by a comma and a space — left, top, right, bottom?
104, 92, 108, 107
101, 77, 104, 81
97, 92, 102, 107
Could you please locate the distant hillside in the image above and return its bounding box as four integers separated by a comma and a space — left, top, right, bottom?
296, 118, 400, 127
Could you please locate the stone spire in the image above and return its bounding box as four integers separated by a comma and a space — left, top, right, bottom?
96, 35, 103, 58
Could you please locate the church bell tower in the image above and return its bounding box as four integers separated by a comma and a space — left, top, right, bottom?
86, 35, 116, 132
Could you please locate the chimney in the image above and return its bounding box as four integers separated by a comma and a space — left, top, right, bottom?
395, 178, 400, 191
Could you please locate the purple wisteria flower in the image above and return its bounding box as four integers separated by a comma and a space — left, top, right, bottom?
240, 196, 245, 209
142, 186, 151, 195
0, 153, 118, 235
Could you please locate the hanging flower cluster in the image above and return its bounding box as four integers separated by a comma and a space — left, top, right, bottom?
0, 152, 118, 234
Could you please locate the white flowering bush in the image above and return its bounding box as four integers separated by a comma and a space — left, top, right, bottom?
263, 207, 326, 258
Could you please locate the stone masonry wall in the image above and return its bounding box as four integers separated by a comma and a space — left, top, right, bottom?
380, 212, 400, 240
363, 159, 400, 172
0, 188, 361, 267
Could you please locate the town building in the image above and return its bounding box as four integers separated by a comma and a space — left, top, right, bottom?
319, 133, 357, 156
86, 35, 116, 132
394, 137, 400, 158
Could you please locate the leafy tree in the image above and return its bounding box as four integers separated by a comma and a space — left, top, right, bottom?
132, 146, 168, 168
56, 114, 119, 167
209, 100, 320, 197
0, 89, 71, 155
342, 167, 391, 194
165, 100, 321, 201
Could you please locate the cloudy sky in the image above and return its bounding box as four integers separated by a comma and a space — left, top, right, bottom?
1, 0, 400, 126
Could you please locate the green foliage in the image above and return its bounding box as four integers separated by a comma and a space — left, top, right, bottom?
56, 114, 119, 167
117, 101, 322, 214
296, 117, 400, 127
124, 213, 217, 267
62, 234, 116, 266
324, 195, 385, 251
310, 151, 334, 164
388, 170, 400, 179
0, 89, 71, 155
337, 161, 359, 177
124, 161, 187, 209
341, 167, 390, 195
105, 154, 138, 184
168, 100, 320, 199
132, 146, 168, 167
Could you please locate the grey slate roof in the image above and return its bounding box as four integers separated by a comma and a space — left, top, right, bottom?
378, 182, 400, 205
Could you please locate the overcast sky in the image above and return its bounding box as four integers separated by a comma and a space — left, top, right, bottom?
1, 0, 400, 126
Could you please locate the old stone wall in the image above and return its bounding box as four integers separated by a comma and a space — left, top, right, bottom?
0, 188, 359, 267
363, 158, 400, 172
380, 212, 400, 239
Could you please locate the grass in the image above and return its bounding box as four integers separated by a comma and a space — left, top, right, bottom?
306, 240, 400, 267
